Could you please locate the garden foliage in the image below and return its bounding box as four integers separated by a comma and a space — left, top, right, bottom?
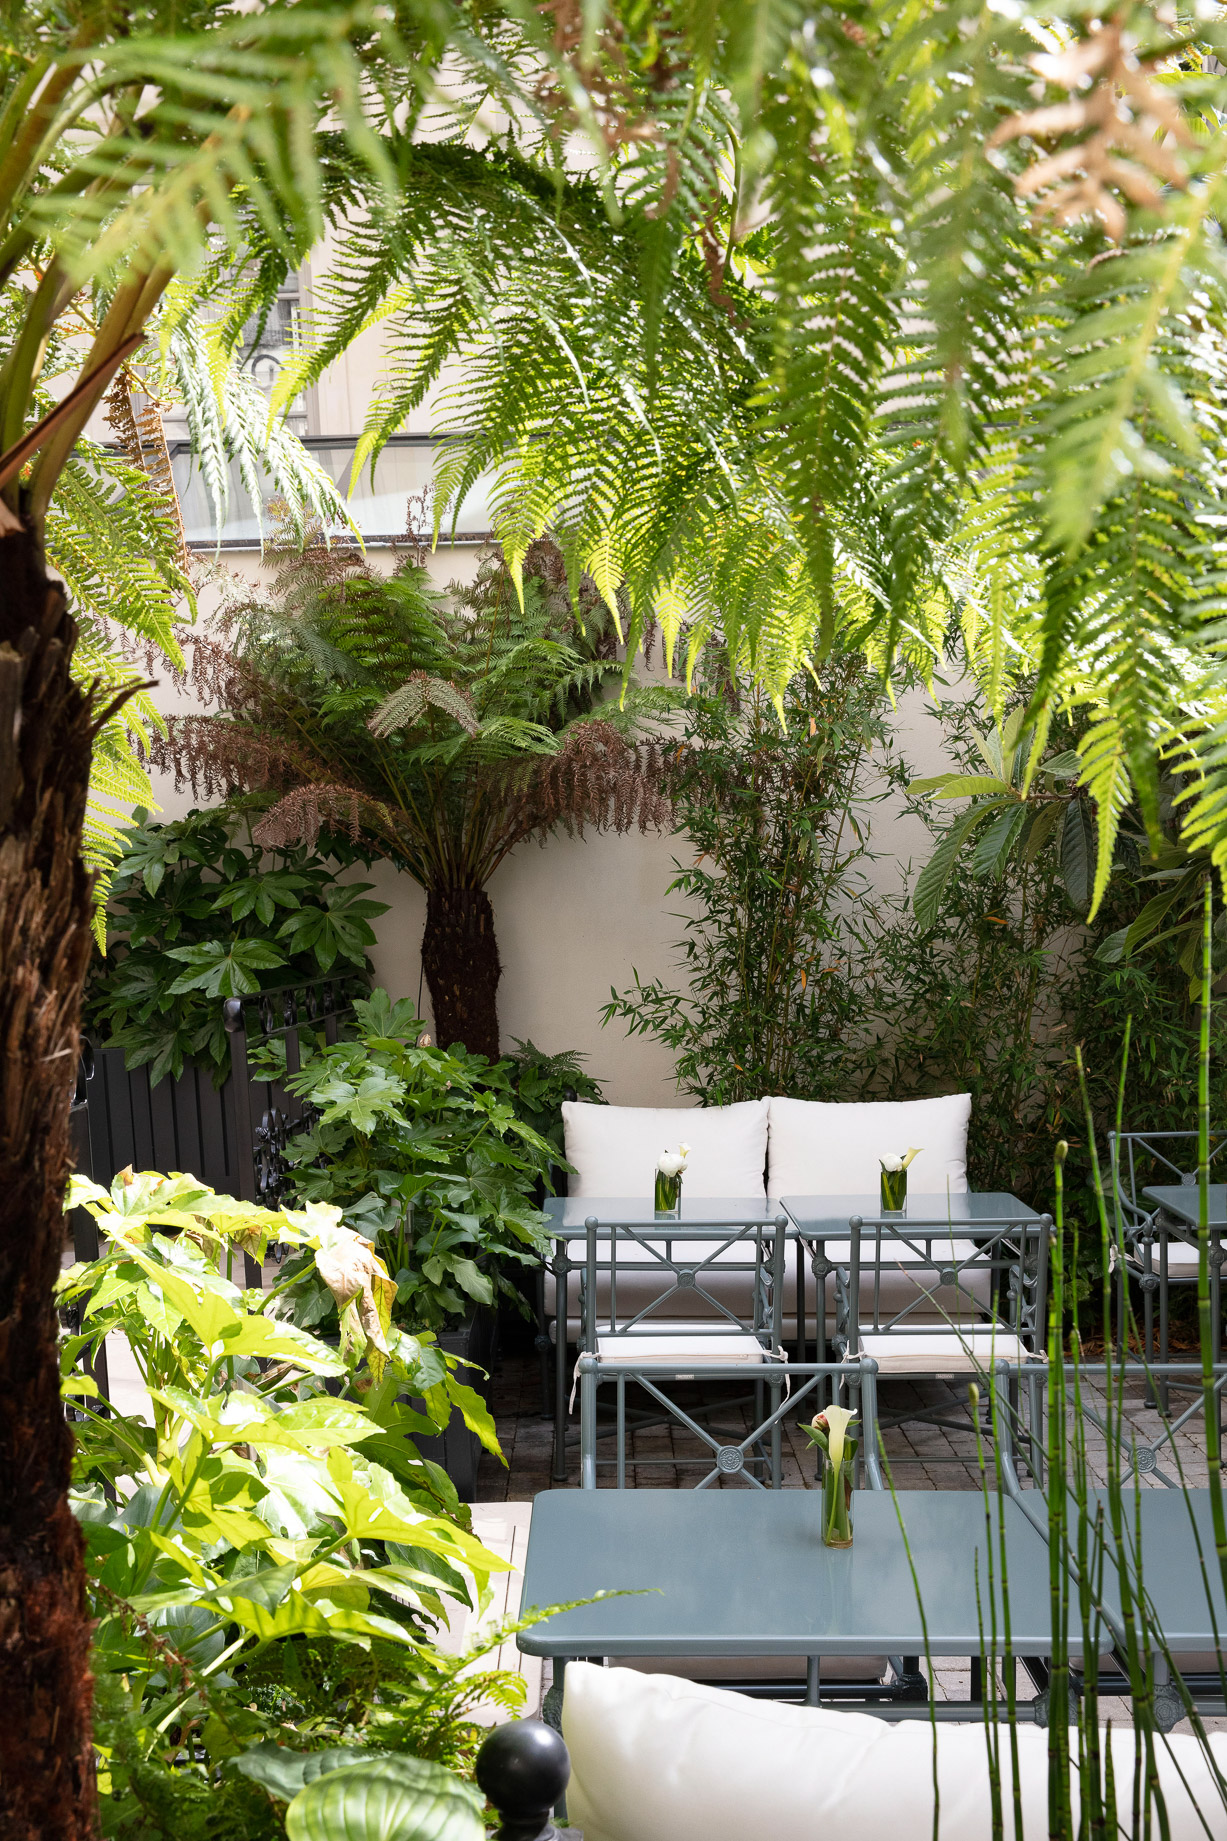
152, 532, 674, 1056
604, 651, 901, 1103
86, 810, 385, 1086
60, 1168, 531, 1839
264, 992, 556, 1332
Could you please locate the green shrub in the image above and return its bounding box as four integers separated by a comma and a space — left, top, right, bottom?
60, 1170, 525, 1840
85, 808, 385, 1085
265, 991, 556, 1332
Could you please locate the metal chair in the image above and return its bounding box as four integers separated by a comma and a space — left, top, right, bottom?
1108, 1128, 1227, 1391
839, 1209, 1051, 1474
574, 1345, 917, 1706
574, 1211, 792, 1487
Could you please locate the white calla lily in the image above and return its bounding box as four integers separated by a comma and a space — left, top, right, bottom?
657, 1144, 690, 1177
815, 1403, 858, 1471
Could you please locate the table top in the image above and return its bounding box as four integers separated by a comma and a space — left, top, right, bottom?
1142, 1184, 1227, 1229
543, 1197, 784, 1237
1087, 1488, 1227, 1653
516, 1488, 1068, 1659
782, 1192, 1040, 1234
542, 1193, 1038, 1238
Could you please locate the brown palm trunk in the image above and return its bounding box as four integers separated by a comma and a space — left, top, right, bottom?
0, 522, 98, 1838
420, 884, 502, 1060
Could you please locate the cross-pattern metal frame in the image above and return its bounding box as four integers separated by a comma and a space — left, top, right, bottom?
839, 1210, 1051, 1464
575, 1211, 792, 1486
576, 1352, 877, 1491
1108, 1129, 1227, 1388
994, 1358, 1227, 1729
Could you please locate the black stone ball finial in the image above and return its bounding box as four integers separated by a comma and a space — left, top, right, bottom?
476, 1719, 571, 1841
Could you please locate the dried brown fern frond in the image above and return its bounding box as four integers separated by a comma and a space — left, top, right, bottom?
150, 713, 329, 803
988, 14, 1197, 241
177, 630, 275, 713
507, 719, 672, 842
252, 783, 373, 848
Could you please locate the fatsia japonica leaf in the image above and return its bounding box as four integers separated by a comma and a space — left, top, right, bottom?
285, 1757, 484, 1841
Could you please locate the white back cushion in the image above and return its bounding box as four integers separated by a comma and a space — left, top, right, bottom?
562, 1661, 1227, 1841
561, 1100, 768, 1199
767, 1093, 971, 1197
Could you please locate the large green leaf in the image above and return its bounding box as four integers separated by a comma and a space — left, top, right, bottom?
285, 1756, 484, 1841
912, 804, 1003, 930
1059, 797, 1096, 915
234, 1743, 371, 1803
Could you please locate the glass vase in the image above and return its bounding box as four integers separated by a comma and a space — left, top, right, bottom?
822, 1458, 853, 1548
654, 1171, 682, 1217
880, 1166, 907, 1215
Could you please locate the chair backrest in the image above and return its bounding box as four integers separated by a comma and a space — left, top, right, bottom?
580, 1214, 788, 1350
1108, 1129, 1227, 1231
843, 1212, 1050, 1356
576, 1351, 880, 1491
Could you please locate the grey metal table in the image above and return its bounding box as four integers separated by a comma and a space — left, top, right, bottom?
780, 1194, 1044, 1440
541, 1198, 789, 1482
1011, 1484, 1227, 1726
541, 1194, 1039, 1479
1139, 1184, 1227, 1227
518, 1487, 1070, 1718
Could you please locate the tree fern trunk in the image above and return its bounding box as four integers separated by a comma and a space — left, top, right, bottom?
421, 885, 502, 1060
0, 522, 97, 1838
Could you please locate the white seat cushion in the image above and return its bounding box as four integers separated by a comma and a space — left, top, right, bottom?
595, 1332, 765, 1367
562, 1662, 1227, 1841
562, 1100, 768, 1199
767, 1094, 971, 1197
1128, 1236, 1200, 1278
858, 1329, 1042, 1377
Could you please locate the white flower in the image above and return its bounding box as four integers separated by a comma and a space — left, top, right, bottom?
880, 1154, 904, 1173
678, 1141, 691, 1157
657, 1145, 689, 1177
813, 1404, 858, 1470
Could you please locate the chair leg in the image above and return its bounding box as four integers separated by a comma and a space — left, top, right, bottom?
553, 1328, 570, 1485
580, 1368, 598, 1490
1158, 1247, 1170, 1418
534, 1264, 552, 1418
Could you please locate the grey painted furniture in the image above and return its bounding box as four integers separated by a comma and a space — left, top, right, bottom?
997, 1360, 1227, 1727
1141, 1182, 1227, 1362
517, 1487, 1062, 1719
784, 1195, 1048, 1469
1109, 1129, 1227, 1389
574, 1211, 790, 1487
544, 1191, 1037, 1482
541, 1198, 791, 1483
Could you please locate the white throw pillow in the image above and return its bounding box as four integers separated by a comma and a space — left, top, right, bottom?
767, 1094, 971, 1198
562, 1662, 1227, 1841
562, 1101, 768, 1199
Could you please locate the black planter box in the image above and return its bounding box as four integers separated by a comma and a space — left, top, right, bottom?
413, 1307, 499, 1503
